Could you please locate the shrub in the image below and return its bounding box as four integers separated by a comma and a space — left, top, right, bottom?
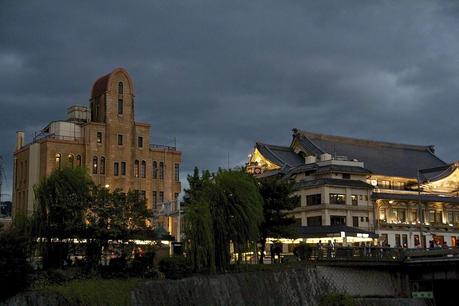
319, 293, 356, 306
158, 256, 192, 279
0, 230, 32, 301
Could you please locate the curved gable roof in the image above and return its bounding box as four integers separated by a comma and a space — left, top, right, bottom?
90, 67, 134, 98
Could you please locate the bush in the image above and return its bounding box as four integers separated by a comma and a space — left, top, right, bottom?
0, 230, 32, 301
319, 293, 356, 306
158, 256, 192, 279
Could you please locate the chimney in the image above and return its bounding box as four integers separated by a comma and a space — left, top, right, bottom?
16, 131, 25, 150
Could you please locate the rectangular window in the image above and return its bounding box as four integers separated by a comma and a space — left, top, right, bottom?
329, 193, 346, 205
114, 162, 119, 176
118, 134, 123, 145
342, 173, 350, 179
353, 216, 359, 227
140, 190, 146, 200
121, 162, 126, 175
392, 182, 405, 190
351, 195, 358, 206
153, 191, 157, 209
97, 132, 102, 143
402, 234, 408, 248
138, 136, 143, 148
429, 210, 436, 223
379, 208, 386, 220
118, 99, 123, 115
395, 234, 401, 247
380, 233, 388, 246
306, 194, 321, 206
174, 164, 180, 181
159, 191, 164, 203
307, 216, 322, 226
159, 162, 164, 180
330, 216, 346, 226
378, 180, 391, 189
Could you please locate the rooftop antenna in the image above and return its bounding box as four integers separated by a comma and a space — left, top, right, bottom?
0, 155, 4, 205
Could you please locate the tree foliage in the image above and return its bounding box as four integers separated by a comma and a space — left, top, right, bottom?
184, 168, 263, 272
258, 176, 299, 264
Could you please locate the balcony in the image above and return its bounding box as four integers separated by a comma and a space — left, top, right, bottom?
33, 133, 84, 144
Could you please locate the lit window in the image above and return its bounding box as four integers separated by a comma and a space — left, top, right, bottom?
55, 153, 61, 169
76, 155, 82, 167
97, 132, 102, 143
134, 160, 139, 178
329, 193, 346, 205
351, 195, 358, 206
92, 156, 98, 174
68, 154, 74, 168
100, 157, 105, 175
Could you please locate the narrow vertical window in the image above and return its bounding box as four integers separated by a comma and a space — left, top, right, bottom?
100, 157, 105, 174
76, 155, 82, 167
121, 162, 126, 176
118, 134, 123, 145
97, 132, 102, 143
141, 160, 146, 178
174, 163, 179, 181
138, 136, 143, 148
159, 162, 164, 180
68, 154, 74, 168
114, 162, 119, 176
118, 82, 123, 94
159, 191, 164, 203
55, 153, 61, 169
92, 156, 98, 174
134, 160, 139, 177
153, 161, 158, 179
118, 99, 123, 115
153, 191, 157, 209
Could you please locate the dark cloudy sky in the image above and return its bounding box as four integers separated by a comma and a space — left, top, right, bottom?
1, 1, 459, 200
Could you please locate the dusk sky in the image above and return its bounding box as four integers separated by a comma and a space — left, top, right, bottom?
1, 1, 459, 200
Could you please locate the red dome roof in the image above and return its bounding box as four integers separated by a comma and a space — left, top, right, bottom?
91, 73, 110, 98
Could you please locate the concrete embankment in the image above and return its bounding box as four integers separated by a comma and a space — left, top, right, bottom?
4, 266, 430, 306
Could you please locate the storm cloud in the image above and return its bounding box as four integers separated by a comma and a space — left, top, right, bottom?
1, 1, 459, 199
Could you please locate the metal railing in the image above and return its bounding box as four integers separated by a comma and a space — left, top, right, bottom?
150, 144, 176, 151
33, 133, 84, 143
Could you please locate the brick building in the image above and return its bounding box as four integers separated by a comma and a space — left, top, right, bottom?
13, 67, 181, 235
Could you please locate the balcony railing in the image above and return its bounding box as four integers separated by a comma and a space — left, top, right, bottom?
150, 144, 176, 151
33, 133, 84, 144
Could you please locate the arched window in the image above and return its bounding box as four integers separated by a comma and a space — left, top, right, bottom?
93, 156, 98, 174
100, 157, 105, 175
118, 82, 123, 94
76, 155, 82, 167
159, 162, 164, 180
153, 161, 158, 179
134, 160, 139, 178
55, 153, 61, 169
141, 160, 146, 178
68, 154, 74, 168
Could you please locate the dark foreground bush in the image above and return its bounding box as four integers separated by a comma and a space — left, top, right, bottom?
319, 293, 356, 306
158, 256, 192, 279
0, 230, 32, 301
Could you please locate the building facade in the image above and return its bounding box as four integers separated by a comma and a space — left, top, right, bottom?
248, 129, 459, 248
12, 68, 181, 235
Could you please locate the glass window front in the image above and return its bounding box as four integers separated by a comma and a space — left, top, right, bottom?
329, 193, 346, 205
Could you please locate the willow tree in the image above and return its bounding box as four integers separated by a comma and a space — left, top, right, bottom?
184, 169, 263, 272
32, 167, 93, 267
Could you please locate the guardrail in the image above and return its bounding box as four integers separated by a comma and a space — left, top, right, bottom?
150, 144, 176, 151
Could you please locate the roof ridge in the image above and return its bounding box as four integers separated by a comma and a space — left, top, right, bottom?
297, 129, 434, 152
256, 142, 291, 150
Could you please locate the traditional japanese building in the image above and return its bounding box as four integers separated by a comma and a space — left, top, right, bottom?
248, 129, 459, 248
12, 68, 182, 236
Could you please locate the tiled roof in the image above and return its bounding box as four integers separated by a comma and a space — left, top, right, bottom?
256, 142, 304, 168
295, 178, 373, 189
91, 73, 110, 98
287, 164, 371, 176
294, 130, 447, 178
